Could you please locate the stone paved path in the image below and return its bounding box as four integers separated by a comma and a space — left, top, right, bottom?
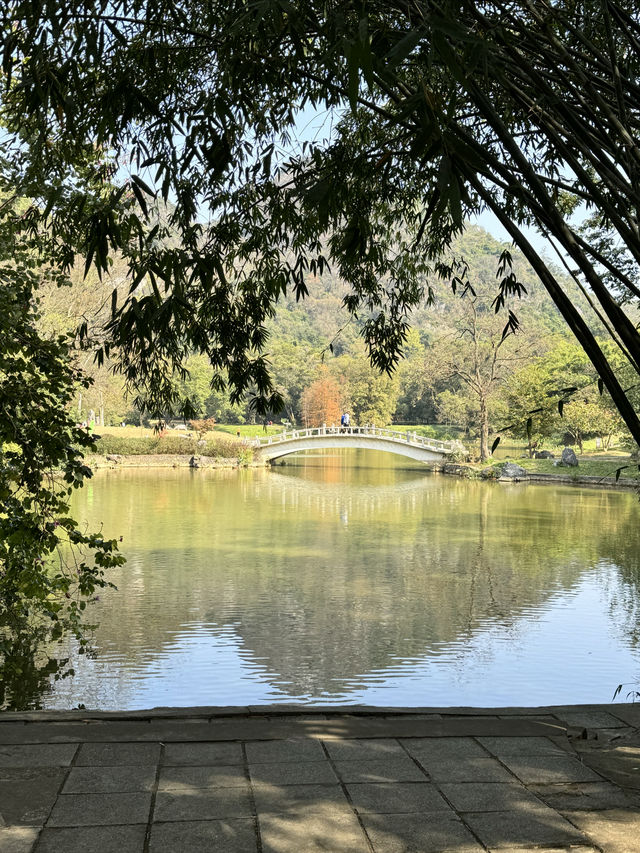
0, 704, 639, 852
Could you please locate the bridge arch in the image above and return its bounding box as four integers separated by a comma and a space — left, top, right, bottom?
252, 426, 465, 464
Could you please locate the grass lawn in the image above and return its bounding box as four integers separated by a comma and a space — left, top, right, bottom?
96, 424, 158, 438
214, 423, 283, 438
392, 423, 466, 441
478, 454, 639, 480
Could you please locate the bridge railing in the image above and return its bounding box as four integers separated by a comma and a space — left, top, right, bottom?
251, 425, 463, 454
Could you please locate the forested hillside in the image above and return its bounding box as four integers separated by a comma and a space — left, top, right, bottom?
40, 225, 631, 454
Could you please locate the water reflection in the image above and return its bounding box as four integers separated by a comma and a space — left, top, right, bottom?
40, 450, 640, 709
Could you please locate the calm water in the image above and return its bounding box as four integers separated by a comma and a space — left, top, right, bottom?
41, 450, 640, 709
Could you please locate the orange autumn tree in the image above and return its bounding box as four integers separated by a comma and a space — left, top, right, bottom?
300, 370, 343, 428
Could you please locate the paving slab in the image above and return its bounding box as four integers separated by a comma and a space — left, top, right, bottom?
35, 824, 147, 853
0, 826, 40, 853
559, 710, 630, 729
252, 782, 353, 815
315, 716, 566, 740
148, 818, 258, 853
574, 739, 640, 790
322, 737, 407, 761
74, 742, 160, 765
346, 781, 451, 813
153, 787, 253, 822
477, 735, 567, 756
491, 848, 598, 853
0, 768, 66, 825
163, 741, 243, 766
461, 803, 590, 849
0, 744, 77, 767
332, 756, 428, 783
0, 715, 566, 745
438, 781, 545, 812
259, 810, 369, 852
531, 780, 640, 811
415, 756, 516, 783
47, 792, 151, 827
245, 737, 325, 764
606, 704, 640, 727
248, 759, 339, 786
361, 811, 484, 853
564, 808, 640, 853
499, 754, 603, 785
62, 765, 156, 794
0, 723, 158, 744
402, 736, 488, 761
158, 764, 248, 790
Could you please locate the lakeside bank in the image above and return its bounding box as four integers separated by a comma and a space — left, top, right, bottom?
86, 451, 640, 490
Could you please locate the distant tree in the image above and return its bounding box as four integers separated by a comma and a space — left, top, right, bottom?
176, 354, 216, 418
269, 341, 317, 426
432, 290, 532, 460
189, 416, 217, 441
501, 367, 556, 456
300, 369, 343, 427
559, 398, 622, 453
435, 390, 475, 432
501, 339, 628, 453
334, 351, 399, 425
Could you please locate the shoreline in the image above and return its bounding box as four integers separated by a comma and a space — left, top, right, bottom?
87, 453, 639, 490
434, 460, 640, 490
87, 453, 262, 470
0, 700, 637, 722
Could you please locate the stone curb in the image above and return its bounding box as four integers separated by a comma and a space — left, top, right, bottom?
1, 702, 637, 724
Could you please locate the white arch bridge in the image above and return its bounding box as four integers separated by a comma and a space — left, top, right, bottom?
252, 426, 466, 463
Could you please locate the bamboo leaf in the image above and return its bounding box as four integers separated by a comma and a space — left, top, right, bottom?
131, 174, 156, 198
386, 29, 421, 68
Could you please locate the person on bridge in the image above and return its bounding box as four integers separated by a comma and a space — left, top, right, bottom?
340, 412, 350, 432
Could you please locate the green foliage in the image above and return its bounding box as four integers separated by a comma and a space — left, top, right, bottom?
499, 339, 629, 453
2, 0, 638, 444
236, 447, 254, 466
332, 349, 399, 426
394, 423, 464, 441
0, 219, 125, 708
214, 423, 282, 437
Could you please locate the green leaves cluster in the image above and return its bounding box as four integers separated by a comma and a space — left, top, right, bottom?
1, 0, 639, 441
0, 209, 124, 709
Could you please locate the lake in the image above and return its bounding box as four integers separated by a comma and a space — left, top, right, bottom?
40, 450, 640, 709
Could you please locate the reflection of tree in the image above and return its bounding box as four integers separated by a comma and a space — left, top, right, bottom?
0, 616, 71, 710
52, 461, 640, 704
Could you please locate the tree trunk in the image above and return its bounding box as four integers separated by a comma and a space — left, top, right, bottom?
479, 397, 490, 461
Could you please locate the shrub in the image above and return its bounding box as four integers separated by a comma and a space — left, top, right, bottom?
89, 434, 245, 458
